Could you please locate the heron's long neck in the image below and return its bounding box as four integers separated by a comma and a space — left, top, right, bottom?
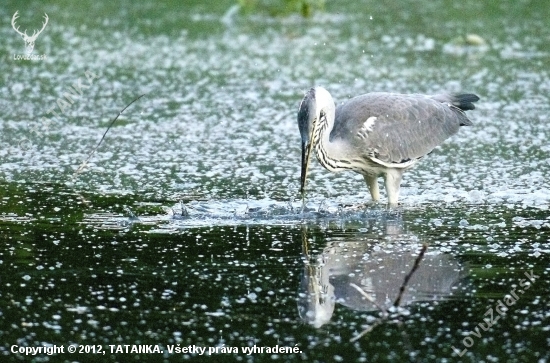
313, 111, 350, 172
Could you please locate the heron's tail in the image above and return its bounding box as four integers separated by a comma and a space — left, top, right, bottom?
453, 94, 480, 111
432, 93, 480, 111
432, 93, 479, 126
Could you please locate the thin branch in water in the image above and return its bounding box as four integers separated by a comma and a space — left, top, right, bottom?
349, 283, 387, 314
72, 94, 145, 181
349, 319, 383, 343
350, 242, 428, 343
348, 283, 387, 343
393, 242, 428, 307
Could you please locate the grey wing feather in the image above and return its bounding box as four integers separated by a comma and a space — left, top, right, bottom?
330, 92, 475, 164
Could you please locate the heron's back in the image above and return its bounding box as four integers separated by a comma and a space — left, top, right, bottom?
330, 92, 477, 165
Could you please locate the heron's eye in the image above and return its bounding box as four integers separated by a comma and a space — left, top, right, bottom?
319, 110, 326, 121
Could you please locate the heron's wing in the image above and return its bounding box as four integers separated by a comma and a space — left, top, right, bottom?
330, 92, 474, 165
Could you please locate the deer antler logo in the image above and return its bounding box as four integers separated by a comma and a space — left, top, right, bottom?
11, 11, 49, 54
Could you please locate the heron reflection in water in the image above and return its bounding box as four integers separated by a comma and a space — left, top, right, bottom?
298, 217, 467, 328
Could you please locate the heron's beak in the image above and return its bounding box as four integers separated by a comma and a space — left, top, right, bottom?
297, 88, 317, 197
300, 139, 313, 196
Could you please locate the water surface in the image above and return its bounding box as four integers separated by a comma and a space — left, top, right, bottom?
0, 0, 549, 362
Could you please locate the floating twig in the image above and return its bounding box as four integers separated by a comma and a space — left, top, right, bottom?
72, 94, 145, 181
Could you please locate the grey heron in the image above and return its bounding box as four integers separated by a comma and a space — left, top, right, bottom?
298, 87, 479, 205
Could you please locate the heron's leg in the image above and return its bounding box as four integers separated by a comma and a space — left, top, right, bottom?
363, 174, 380, 202
384, 169, 403, 206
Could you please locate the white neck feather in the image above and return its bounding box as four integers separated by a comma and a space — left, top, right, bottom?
312, 87, 341, 171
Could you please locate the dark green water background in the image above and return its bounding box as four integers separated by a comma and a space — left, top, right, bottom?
0, 0, 549, 362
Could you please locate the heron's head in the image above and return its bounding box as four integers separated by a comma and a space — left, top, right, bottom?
298, 87, 334, 196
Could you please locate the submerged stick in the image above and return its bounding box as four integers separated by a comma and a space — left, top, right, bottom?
349, 319, 383, 343
393, 242, 428, 307
350, 283, 386, 313
72, 94, 145, 181
350, 243, 429, 342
